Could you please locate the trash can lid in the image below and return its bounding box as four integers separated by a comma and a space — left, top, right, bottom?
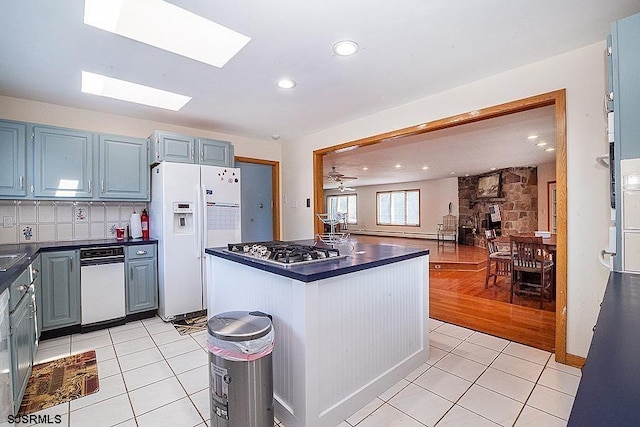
208, 311, 272, 342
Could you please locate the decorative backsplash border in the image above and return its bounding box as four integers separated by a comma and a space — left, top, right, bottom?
0, 200, 148, 244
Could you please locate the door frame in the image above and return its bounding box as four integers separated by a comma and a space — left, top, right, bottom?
312, 89, 569, 364
235, 156, 281, 240
548, 181, 557, 233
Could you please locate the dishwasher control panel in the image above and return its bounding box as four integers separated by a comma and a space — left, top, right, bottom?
80, 246, 125, 265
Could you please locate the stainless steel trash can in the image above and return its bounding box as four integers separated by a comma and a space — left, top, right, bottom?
207, 311, 274, 427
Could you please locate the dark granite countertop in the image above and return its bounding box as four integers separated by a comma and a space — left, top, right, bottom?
568, 272, 640, 426
0, 238, 157, 295
205, 240, 429, 283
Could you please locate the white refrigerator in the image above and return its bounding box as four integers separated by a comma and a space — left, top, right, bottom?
150, 162, 241, 321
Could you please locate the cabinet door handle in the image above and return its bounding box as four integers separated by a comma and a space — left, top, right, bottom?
69, 256, 73, 272
200, 147, 204, 161
136, 250, 147, 256
101, 180, 105, 192
18, 284, 28, 293
191, 146, 194, 160
88, 179, 92, 193
19, 176, 24, 189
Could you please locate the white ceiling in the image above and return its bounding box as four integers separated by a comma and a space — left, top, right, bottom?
323, 105, 557, 188
1, 1, 639, 143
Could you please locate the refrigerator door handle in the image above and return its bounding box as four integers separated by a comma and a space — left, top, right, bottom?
201, 184, 208, 255
195, 184, 202, 259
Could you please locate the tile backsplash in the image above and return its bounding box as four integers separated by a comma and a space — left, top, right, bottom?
0, 200, 148, 244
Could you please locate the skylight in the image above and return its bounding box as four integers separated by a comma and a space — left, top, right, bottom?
81, 71, 192, 111
84, 0, 251, 68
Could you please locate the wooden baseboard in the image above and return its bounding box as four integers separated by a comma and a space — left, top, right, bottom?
563, 353, 586, 369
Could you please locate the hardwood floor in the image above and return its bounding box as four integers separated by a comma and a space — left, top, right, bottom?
350, 234, 556, 352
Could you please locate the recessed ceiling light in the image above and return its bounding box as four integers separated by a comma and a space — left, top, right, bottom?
527, 135, 539, 140
83, 0, 250, 68
465, 174, 470, 177
536, 141, 548, 147
332, 40, 359, 56
276, 78, 296, 89
362, 167, 368, 171
545, 147, 556, 152
395, 164, 402, 168
450, 171, 456, 175
422, 166, 429, 170
81, 71, 191, 110
490, 167, 497, 171
271, 134, 280, 140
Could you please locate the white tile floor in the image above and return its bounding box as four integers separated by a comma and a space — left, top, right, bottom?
24, 317, 580, 427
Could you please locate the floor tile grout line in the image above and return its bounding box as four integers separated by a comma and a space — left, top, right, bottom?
426, 325, 547, 426
146, 319, 208, 425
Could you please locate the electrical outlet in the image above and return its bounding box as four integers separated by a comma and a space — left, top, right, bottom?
3, 216, 14, 228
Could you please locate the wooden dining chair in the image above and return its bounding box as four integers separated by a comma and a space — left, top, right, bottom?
485, 237, 512, 288
437, 214, 457, 246
509, 236, 554, 308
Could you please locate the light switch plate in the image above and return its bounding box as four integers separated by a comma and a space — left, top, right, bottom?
3, 216, 13, 228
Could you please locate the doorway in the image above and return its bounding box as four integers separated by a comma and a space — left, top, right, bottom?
235, 157, 280, 241
312, 90, 568, 363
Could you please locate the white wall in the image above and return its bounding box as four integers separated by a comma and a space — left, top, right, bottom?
0, 95, 281, 162
537, 161, 557, 231
282, 42, 610, 358
324, 177, 458, 236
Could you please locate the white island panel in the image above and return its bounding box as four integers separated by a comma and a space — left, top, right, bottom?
206, 253, 429, 427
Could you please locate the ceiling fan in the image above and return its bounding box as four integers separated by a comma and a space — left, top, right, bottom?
326, 166, 358, 183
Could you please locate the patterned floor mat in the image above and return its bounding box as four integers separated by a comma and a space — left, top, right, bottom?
18, 350, 99, 415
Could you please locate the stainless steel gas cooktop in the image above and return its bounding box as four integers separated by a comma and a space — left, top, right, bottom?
226, 241, 346, 267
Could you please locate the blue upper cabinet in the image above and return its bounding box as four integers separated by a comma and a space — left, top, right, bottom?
149, 131, 234, 167
0, 121, 27, 198
149, 131, 196, 164
33, 126, 93, 198
199, 138, 234, 167
612, 12, 640, 160
98, 134, 149, 200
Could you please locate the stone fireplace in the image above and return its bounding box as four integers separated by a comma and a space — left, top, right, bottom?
458, 167, 538, 247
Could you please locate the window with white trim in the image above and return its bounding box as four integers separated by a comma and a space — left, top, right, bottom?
326, 194, 357, 224
376, 190, 420, 226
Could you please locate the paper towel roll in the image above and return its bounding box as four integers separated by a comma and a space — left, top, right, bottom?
130, 212, 142, 238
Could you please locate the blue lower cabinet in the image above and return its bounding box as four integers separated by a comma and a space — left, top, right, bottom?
126, 245, 158, 314
9, 291, 34, 415
41, 251, 80, 331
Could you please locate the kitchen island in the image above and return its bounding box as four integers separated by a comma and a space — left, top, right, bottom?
205, 241, 429, 427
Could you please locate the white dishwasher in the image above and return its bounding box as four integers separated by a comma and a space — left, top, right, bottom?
80, 246, 126, 325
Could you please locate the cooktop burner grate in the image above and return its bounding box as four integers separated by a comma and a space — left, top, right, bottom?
226, 241, 345, 266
